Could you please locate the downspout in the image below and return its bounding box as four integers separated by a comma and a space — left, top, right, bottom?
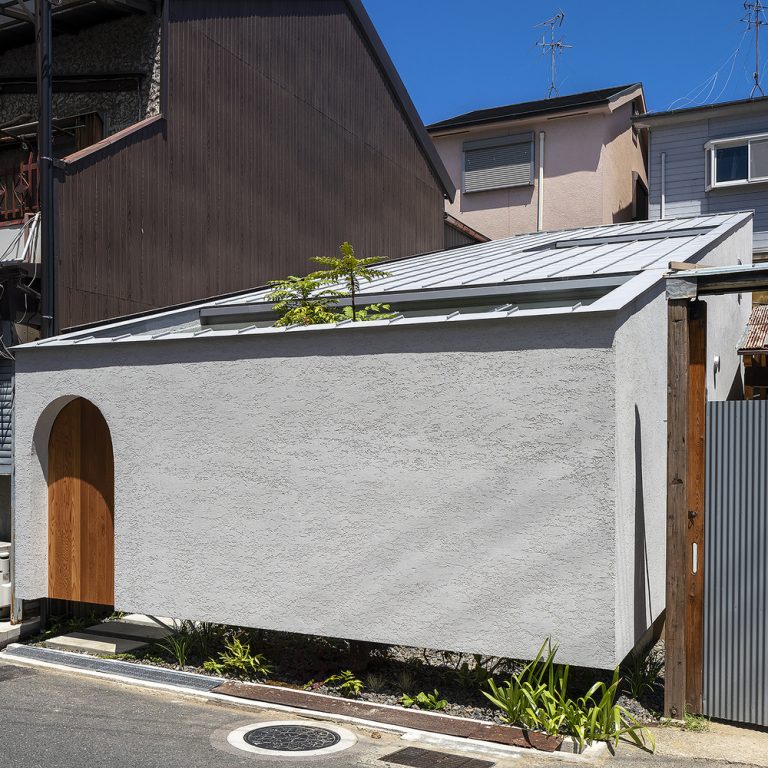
36, 0, 54, 338
660, 151, 667, 220
537, 131, 545, 232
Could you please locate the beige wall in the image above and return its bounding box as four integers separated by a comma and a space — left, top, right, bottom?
431, 95, 647, 240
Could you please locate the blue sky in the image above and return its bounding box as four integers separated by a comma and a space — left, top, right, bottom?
364, 1, 766, 124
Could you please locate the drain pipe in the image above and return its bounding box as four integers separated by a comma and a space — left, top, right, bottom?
660, 151, 667, 220
36, 0, 55, 338
537, 131, 545, 232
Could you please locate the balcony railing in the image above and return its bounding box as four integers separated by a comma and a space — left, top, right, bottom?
0, 154, 39, 224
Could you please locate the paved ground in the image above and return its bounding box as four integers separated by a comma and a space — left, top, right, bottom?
0, 659, 767, 768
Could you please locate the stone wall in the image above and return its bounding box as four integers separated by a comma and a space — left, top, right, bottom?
0, 13, 161, 136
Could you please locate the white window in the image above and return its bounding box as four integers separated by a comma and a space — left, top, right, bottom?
705, 133, 768, 189
463, 133, 534, 193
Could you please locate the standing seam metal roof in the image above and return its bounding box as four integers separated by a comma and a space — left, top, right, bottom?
17, 212, 752, 349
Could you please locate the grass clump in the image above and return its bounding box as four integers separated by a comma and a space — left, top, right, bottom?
484, 639, 655, 754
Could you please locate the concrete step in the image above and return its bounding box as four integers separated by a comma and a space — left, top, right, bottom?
42, 615, 176, 655
44, 631, 149, 655
83, 619, 173, 643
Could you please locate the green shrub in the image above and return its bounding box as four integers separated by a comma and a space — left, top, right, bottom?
484, 639, 654, 753
157, 623, 196, 669
401, 690, 448, 711
623, 647, 664, 699
325, 670, 364, 698
203, 635, 272, 680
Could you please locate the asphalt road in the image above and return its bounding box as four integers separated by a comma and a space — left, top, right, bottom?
0, 659, 762, 768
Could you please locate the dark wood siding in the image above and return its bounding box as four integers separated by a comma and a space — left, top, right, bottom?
55, 0, 445, 329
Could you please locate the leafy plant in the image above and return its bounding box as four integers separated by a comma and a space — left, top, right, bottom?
336, 303, 396, 322
483, 639, 654, 754
683, 710, 709, 732
267, 274, 346, 327
203, 634, 272, 680
623, 647, 664, 699
157, 622, 196, 669
325, 669, 364, 698
400, 690, 448, 711
312, 242, 391, 322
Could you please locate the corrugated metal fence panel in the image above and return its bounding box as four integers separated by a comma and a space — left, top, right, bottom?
704, 400, 768, 726
464, 142, 533, 192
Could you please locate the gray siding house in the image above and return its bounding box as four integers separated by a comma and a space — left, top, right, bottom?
635, 96, 768, 255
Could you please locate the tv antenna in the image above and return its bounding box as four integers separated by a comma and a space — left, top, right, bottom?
535, 10, 572, 99
743, 1, 767, 97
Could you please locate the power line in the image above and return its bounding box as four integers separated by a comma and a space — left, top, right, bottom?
535, 10, 572, 99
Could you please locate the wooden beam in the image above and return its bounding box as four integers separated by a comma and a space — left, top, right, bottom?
666, 298, 690, 720
668, 261, 714, 272
685, 300, 707, 713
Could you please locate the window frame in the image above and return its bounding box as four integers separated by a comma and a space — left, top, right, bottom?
462, 132, 535, 194
705, 132, 768, 190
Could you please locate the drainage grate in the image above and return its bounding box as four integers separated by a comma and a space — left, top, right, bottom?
381, 748, 495, 768
244, 724, 341, 752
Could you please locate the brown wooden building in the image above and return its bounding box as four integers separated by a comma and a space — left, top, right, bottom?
0, 0, 455, 331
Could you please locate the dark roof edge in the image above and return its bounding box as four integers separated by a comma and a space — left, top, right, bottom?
427, 83, 643, 133
344, 0, 455, 201
635, 95, 768, 125
444, 213, 490, 243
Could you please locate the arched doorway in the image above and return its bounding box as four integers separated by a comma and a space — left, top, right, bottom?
48, 398, 114, 605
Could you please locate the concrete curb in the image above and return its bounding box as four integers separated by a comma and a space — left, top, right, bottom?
0, 644, 607, 762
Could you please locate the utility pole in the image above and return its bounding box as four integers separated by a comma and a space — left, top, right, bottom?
535, 10, 572, 99
744, 1, 767, 97
35, 0, 55, 338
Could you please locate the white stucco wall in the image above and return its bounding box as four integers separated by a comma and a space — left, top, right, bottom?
611, 217, 752, 662
15, 317, 629, 668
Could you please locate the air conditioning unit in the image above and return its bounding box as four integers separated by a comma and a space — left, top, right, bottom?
0, 541, 11, 614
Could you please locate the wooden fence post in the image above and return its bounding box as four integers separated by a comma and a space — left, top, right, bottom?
686, 300, 707, 713
666, 298, 690, 719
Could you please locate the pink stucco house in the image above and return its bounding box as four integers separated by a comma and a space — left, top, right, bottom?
428, 84, 648, 240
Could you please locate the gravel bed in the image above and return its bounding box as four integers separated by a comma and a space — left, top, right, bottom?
25, 618, 664, 728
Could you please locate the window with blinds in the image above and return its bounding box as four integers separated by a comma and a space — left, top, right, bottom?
463, 133, 534, 193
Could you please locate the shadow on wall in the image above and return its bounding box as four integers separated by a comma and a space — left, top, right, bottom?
634, 405, 652, 642
459, 185, 535, 214
20, 315, 621, 374
726, 367, 745, 401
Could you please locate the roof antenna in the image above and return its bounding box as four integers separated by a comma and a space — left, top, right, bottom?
535, 10, 572, 99
743, 1, 767, 97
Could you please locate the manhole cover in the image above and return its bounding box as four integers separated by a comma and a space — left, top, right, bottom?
245, 724, 341, 751
227, 721, 357, 757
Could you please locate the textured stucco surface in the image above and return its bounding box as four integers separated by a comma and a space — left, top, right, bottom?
431, 96, 646, 240
0, 14, 161, 134
15, 318, 625, 668
611, 217, 752, 662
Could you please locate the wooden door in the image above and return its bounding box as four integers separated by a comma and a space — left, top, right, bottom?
48, 399, 114, 605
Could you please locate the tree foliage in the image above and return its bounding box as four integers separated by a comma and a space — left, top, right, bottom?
311, 242, 391, 322
266, 274, 346, 327
267, 243, 394, 325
